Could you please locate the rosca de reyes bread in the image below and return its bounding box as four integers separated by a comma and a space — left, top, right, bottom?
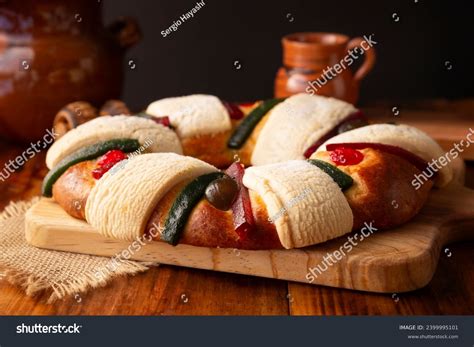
40, 95, 454, 250
41, 115, 182, 201
317, 123, 453, 187
249, 93, 357, 165
79, 153, 353, 249
146, 93, 365, 167
312, 123, 454, 229
147, 94, 232, 138
242, 161, 352, 248
46, 115, 182, 169
86, 153, 217, 240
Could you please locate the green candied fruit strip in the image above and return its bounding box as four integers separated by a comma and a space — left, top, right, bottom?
307, 159, 354, 191
41, 138, 140, 197
227, 98, 285, 149
162, 172, 225, 245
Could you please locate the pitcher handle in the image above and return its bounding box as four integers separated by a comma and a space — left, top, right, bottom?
346, 36, 376, 83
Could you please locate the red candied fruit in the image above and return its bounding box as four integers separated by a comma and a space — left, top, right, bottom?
225, 162, 255, 240
303, 110, 368, 158
237, 101, 257, 108
92, 150, 128, 179
329, 147, 364, 166
326, 142, 431, 173
304, 142, 323, 158
222, 101, 245, 120
153, 116, 171, 127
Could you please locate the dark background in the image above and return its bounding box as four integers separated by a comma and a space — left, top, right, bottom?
103, 0, 473, 110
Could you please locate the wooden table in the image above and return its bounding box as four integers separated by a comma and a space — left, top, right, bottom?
0, 101, 473, 315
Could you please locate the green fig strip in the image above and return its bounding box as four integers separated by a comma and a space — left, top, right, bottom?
162, 172, 225, 245
307, 159, 354, 191
227, 98, 285, 149
42, 138, 140, 197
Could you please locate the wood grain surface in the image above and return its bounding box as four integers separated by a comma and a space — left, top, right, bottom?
0, 100, 473, 315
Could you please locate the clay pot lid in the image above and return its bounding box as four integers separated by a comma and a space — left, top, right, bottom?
282, 32, 349, 70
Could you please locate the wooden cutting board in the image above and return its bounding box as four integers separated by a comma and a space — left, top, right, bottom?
24, 158, 474, 293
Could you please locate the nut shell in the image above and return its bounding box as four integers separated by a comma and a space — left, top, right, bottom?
53, 102, 98, 141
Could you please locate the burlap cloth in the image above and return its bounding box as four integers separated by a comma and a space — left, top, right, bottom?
0, 198, 153, 302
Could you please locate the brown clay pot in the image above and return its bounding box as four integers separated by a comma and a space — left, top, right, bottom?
274, 32, 376, 104
0, 0, 140, 143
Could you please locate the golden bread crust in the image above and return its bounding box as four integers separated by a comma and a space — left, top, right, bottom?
178, 104, 268, 168
52, 160, 97, 220
145, 182, 282, 249
313, 148, 434, 230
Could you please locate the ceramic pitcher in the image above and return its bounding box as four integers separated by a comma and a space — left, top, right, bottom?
274, 32, 376, 104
